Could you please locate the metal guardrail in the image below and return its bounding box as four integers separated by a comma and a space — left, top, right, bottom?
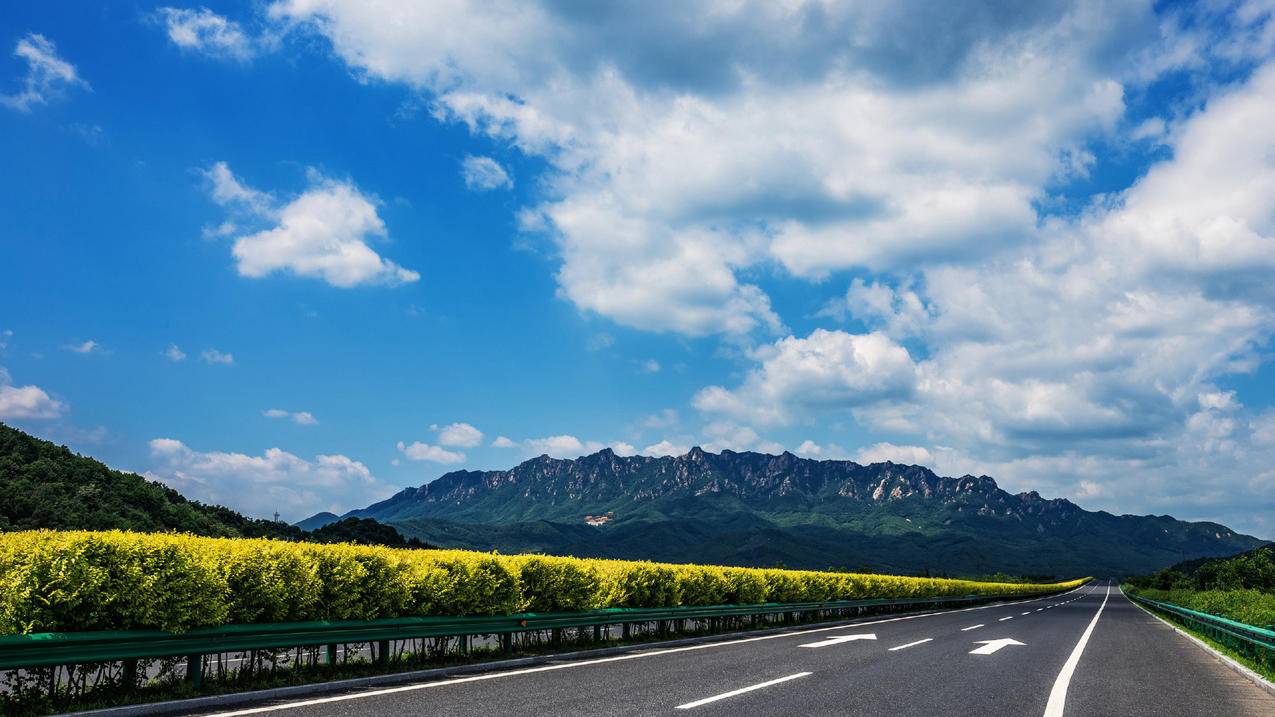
1127, 592, 1275, 674
0, 590, 1062, 686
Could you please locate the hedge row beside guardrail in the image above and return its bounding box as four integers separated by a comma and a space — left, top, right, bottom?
0, 530, 1089, 635
1125, 590, 1274, 675
1125, 587, 1275, 630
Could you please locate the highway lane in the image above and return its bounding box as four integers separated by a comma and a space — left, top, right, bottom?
191, 582, 1275, 717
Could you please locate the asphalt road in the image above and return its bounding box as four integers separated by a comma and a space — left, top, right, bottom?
193, 582, 1275, 717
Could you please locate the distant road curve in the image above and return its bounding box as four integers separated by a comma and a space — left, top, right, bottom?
190, 582, 1275, 716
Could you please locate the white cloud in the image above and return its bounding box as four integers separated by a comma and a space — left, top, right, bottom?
263, 408, 318, 425
65, 340, 101, 354
0, 368, 65, 420
694, 330, 917, 426
396, 440, 465, 464
639, 359, 661, 374
163, 344, 187, 362
609, 441, 637, 456
854, 442, 936, 466
490, 435, 517, 448
585, 333, 615, 351
524, 434, 605, 458
460, 155, 512, 191
642, 439, 690, 457
268, 0, 1177, 335
700, 422, 784, 454
156, 7, 256, 62
431, 421, 484, 448
200, 348, 234, 365
795, 440, 847, 459
147, 438, 391, 521
1, 33, 87, 112
202, 162, 419, 288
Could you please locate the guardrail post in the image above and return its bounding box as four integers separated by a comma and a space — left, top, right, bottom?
500, 632, 513, 654
121, 658, 137, 690
326, 643, 338, 666
458, 634, 469, 654
593, 624, 602, 642
185, 654, 203, 689
551, 628, 563, 648
622, 622, 631, 640
377, 640, 390, 666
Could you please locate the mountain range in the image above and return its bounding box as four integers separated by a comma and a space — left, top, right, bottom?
314, 447, 1265, 577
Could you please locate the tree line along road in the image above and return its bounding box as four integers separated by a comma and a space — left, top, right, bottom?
188, 582, 1275, 717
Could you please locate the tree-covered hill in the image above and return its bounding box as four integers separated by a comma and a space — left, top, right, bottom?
0, 422, 426, 548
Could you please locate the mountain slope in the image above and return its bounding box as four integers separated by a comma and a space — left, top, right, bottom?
348, 447, 1265, 577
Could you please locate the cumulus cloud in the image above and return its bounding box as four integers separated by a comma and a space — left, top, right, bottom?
396, 440, 465, 464
431, 421, 484, 448
200, 348, 234, 365
694, 330, 917, 426
264, 0, 1182, 335
700, 422, 784, 454
854, 443, 936, 466
524, 434, 605, 458
202, 162, 419, 288
163, 344, 187, 362
147, 438, 391, 521
156, 7, 257, 62
642, 439, 690, 457
460, 155, 512, 191
0, 368, 66, 420
263, 408, 318, 425
490, 435, 517, 448
1, 33, 87, 112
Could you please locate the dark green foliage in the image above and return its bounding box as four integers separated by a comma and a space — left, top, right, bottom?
0, 423, 424, 550
308, 517, 433, 548
1128, 546, 1275, 592
0, 422, 300, 539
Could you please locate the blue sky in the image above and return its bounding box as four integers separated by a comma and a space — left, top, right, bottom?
2, 1, 1274, 537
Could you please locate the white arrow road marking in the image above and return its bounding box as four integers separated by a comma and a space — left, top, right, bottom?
888, 638, 932, 651
970, 638, 1026, 655
799, 633, 877, 648
961, 624, 984, 631
675, 672, 812, 709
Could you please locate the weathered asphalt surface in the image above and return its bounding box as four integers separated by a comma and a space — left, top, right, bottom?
192, 582, 1275, 717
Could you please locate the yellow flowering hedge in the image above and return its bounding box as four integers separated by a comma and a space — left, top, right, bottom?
0, 530, 1088, 634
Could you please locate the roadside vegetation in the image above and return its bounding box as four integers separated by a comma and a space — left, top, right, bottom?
0, 530, 1086, 634
1124, 546, 1275, 628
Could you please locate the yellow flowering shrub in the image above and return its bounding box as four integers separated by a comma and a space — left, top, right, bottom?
0, 530, 1089, 633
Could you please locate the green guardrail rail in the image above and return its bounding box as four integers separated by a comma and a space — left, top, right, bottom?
0, 590, 1066, 687
1126, 592, 1275, 674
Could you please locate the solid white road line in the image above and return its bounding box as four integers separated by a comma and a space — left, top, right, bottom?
1043, 583, 1111, 717
961, 624, 984, 631
888, 638, 932, 651
675, 672, 812, 709
202, 586, 1089, 716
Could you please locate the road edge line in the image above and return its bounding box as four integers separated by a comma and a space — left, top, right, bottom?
1123, 586, 1275, 701
1043, 583, 1109, 717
